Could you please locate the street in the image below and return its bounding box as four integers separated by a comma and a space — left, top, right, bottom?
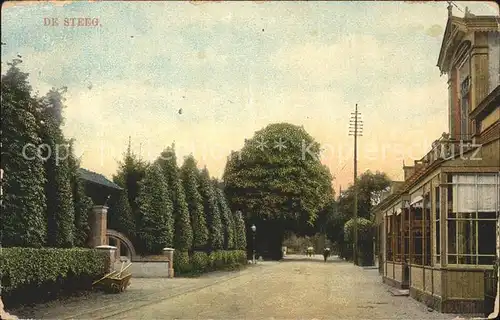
15, 255, 459, 320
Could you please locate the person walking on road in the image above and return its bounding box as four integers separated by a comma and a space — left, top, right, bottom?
323, 248, 331, 262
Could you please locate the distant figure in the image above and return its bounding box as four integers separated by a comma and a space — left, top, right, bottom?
307, 246, 314, 257
323, 247, 331, 262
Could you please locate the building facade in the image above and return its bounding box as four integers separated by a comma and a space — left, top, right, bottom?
373, 6, 499, 314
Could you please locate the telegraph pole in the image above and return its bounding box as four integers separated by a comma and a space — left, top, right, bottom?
349, 104, 363, 265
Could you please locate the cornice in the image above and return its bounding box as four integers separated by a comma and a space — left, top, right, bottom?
437, 15, 499, 74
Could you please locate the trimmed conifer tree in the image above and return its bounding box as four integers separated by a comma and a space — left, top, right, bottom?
39, 88, 75, 247
113, 137, 146, 239
180, 155, 208, 251
198, 167, 223, 251
234, 210, 247, 250
214, 182, 235, 250
1, 60, 47, 247
68, 141, 93, 247
136, 162, 174, 254
107, 174, 136, 241
157, 144, 192, 251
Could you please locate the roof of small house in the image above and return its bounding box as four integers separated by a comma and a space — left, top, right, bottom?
78, 168, 123, 190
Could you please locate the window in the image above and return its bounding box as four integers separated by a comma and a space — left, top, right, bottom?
403, 206, 410, 263
446, 174, 499, 266
411, 204, 424, 265
386, 214, 393, 261
460, 76, 470, 138
423, 191, 431, 266
435, 186, 441, 264
395, 210, 402, 262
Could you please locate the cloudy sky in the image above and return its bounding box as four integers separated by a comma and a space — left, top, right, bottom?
2, 1, 498, 194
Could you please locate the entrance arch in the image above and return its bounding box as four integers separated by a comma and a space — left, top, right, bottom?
106, 229, 136, 259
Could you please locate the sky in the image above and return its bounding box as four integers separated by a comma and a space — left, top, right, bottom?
1, 1, 499, 194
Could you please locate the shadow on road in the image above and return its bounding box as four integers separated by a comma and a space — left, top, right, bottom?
280, 255, 346, 263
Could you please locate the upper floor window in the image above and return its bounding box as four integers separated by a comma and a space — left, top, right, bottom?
461, 76, 470, 97
460, 76, 470, 138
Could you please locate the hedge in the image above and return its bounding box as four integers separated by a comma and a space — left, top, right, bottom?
174, 250, 247, 276
0, 247, 108, 307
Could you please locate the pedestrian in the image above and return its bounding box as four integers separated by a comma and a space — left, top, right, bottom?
323, 247, 331, 262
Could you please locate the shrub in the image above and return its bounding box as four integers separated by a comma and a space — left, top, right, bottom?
209, 250, 225, 269
233, 250, 247, 264
0, 247, 107, 307
190, 251, 209, 273
173, 250, 191, 274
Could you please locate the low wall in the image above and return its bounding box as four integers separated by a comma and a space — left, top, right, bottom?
115, 261, 171, 278
113, 253, 174, 278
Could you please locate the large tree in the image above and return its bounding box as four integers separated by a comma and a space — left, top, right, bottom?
1, 60, 47, 247
223, 123, 333, 226
223, 123, 334, 257
157, 144, 192, 251
326, 170, 391, 261
39, 88, 76, 248
198, 167, 224, 251
135, 162, 174, 254
180, 155, 208, 251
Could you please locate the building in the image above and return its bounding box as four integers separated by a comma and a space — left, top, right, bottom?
373, 6, 499, 314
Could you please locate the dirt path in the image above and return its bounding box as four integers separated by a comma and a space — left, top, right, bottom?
12, 255, 463, 319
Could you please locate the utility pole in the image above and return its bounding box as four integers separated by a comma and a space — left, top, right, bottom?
349, 104, 363, 265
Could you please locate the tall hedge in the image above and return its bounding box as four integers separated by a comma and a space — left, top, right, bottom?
68, 142, 93, 247
198, 167, 224, 251
157, 144, 192, 251
39, 89, 75, 248
136, 162, 174, 254
215, 184, 235, 250
181, 155, 208, 251
0, 247, 107, 307
234, 210, 247, 250
1, 60, 47, 247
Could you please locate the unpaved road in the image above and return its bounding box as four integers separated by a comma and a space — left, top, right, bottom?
13, 255, 460, 319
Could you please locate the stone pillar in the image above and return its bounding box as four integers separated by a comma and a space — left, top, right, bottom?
89, 205, 109, 248
96, 245, 118, 273
163, 248, 175, 278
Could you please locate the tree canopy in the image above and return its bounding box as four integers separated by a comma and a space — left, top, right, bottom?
324, 170, 391, 260
223, 123, 334, 229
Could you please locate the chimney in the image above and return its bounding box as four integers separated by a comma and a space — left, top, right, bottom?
403, 166, 415, 181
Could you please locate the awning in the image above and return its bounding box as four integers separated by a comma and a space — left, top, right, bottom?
410, 195, 423, 206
